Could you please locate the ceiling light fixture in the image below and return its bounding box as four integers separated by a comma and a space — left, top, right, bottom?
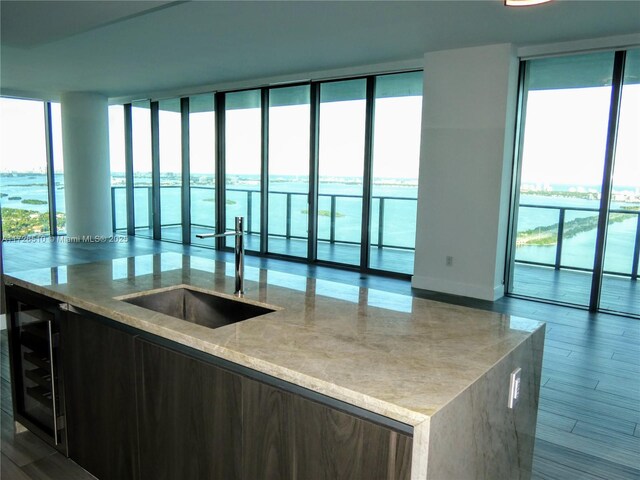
504, 0, 552, 6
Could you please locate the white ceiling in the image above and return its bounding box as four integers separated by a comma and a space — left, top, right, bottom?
1, 0, 639, 100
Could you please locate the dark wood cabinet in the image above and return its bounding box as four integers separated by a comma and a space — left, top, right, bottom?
242, 378, 412, 480
60, 310, 139, 480
291, 394, 412, 480
241, 378, 294, 479
135, 340, 412, 480
135, 338, 242, 480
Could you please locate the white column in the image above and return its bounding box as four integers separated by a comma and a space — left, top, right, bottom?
60, 92, 112, 238
411, 44, 519, 301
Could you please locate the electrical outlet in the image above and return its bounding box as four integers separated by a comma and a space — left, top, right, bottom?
446, 256, 453, 266
508, 367, 522, 409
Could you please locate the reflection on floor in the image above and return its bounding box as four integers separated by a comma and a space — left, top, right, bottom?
1, 237, 639, 480
150, 225, 416, 274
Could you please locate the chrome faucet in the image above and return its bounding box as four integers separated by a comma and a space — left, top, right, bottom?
196, 216, 245, 296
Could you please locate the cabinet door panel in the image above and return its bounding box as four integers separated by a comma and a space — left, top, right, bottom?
61, 312, 138, 480
291, 395, 412, 480
241, 378, 293, 480
391, 430, 413, 480
135, 338, 242, 480
241, 375, 412, 480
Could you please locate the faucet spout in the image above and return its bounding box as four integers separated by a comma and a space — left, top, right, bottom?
196, 216, 245, 296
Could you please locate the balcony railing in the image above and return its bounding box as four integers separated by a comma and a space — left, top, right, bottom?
517, 203, 640, 280
111, 185, 417, 251
112, 186, 639, 279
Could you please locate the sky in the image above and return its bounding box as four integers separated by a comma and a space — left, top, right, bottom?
0, 98, 64, 174
109, 97, 422, 179
520, 85, 640, 190
1, 85, 638, 189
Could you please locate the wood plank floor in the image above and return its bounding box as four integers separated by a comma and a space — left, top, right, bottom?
1, 238, 639, 479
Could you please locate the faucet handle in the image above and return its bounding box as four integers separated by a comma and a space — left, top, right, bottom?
195, 216, 244, 239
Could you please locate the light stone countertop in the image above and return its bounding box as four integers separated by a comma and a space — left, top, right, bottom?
4, 252, 543, 428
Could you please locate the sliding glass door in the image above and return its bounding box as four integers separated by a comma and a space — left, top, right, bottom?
158, 99, 182, 241
225, 90, 262, 252
189, 94, 216, 246
0, 98, 50, 238
267, 85, 310, 258
317, 79, 367, 266
510, 49, 639, 316
600, 48, 640, 316
49, 103, 65, 236
369, 72, 422, 274
132, 100, 152, 237
512, 52, 614, 306
109, 105, 127, 233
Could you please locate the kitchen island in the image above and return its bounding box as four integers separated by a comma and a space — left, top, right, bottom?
5, 252, 544, 480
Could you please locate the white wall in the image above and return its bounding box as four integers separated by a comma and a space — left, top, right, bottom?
61, 92, 113, 237
412, 44, 519, 301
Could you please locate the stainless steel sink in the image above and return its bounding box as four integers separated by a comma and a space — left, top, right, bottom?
120, 287, 275, 329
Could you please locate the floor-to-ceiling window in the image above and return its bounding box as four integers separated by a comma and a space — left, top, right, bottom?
317, 79, 367, 266
267, 85, 310, 258
50, 103, 65, 236
132, 100, 153, 237
189, 93, 216, 246
109, 105, 127, 232
225, 90, 262, 251
600, 48, 640, 315
158, 98, 182, 242
0, 98, 51, 239
509, 49, 639, 316
369, 72, 422, 274
109, 70, 423, 277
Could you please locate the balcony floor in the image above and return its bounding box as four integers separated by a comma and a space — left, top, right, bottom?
154, 226, 416, 274
513, 263, 639, 317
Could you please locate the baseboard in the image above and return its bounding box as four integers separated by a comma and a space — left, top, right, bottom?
411, 275, 504, 301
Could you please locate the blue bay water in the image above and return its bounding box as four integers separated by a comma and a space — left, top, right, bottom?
2, 173, 637, 274
517, 193, 639, 273
0, 173, 58, 214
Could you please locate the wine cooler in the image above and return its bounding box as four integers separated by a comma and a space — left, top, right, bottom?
6, 285, 68, 455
